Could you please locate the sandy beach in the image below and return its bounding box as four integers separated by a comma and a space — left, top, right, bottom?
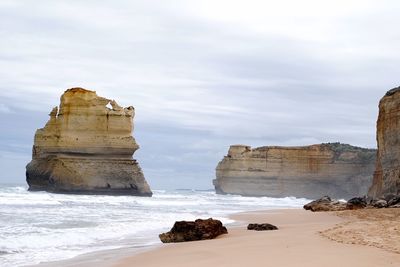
111, 209, 400, 267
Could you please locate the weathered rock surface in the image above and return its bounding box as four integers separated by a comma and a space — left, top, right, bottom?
303, 196, 347, 212
372, 199, 388, 208
368, 87, 400, 198
304, 194, 400, 212
346, 197, 367, 210
26, 88, 152, 196
159, 218, 228, 243
386, 194, 400, 206
247, 223, 278, 231
214, 143, 376, 199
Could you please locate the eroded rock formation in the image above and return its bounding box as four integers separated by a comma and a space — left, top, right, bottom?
214, 143, 376, 199
26, 88, 152, 196
368, 87, 400, 198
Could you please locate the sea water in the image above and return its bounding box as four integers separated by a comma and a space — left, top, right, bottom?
0, 185, 309, 267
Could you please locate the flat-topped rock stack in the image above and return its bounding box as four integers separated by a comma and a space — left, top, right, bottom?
26, 88, 152, 196
214, 143, 376, 199
369, 87, 400, 198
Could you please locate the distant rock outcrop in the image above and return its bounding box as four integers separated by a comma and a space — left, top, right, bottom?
214, 143, 376, 199
368, 87, 400, 198
26, 88, 152, 196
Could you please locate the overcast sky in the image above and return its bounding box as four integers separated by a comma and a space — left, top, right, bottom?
0, 0, 399, 189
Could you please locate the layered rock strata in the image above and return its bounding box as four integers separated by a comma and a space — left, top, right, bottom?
214, 143, 376, 199
26, 88, 152, 196
368, 87, 400, 198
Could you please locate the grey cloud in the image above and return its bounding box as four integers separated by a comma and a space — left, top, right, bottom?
0, 0, 397, 188
0, 104, 12, 113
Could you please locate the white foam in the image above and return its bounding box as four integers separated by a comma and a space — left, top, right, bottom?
0, 186, 309, 267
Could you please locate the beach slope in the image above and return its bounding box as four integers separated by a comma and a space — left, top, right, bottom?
113, 209, 400, 267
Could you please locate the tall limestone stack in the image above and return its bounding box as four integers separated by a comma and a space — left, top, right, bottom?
214, 143, 376, 199
368, 87, 400, 197
26, 88, 152, 196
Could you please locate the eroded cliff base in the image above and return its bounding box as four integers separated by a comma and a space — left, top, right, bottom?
27, 157, 151, 196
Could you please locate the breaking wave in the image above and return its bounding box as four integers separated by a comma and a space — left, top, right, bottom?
0, 185, 309, 267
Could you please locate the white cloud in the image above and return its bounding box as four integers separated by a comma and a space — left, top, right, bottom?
0, 0, 396, 187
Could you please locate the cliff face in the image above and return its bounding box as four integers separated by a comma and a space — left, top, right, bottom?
214, 143, 376, 199
26, 88, 152, 196
368, 87, 400, 198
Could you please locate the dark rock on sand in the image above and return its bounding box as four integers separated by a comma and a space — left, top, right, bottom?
247, 223, 278, 231
346, 197, 367, 210
304, 192, 400, 212
372, 199, 388, 208
159, 218, 228, 243
303, 196, 347, 212
386, 194, 400, 207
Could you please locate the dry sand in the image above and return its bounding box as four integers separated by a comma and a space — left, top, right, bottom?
322, 208, 400, 254
112, 209, 400, 267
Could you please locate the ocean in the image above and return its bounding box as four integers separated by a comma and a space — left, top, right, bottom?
0, 185, 309, 267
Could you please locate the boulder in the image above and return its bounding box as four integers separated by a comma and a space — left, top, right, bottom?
247, 223, 278, 231
346, 197, 367, 210
305, 194, 400, 211
159, 218, 228, 243
386, 195, 400, 207
26, 88, 152, 196
372, 199, 388, 208
303, 196, 347, 212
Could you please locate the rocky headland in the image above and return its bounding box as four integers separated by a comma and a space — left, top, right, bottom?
26, 88, 152, 196
214, 143, 376, 199
368, 87, 400, 198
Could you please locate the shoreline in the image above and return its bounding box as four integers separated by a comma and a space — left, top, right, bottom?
3, 185, 307, 267
112, 208, 400, 267
27, 244, 160, 267
27, 208, 297, 267
29, 208, 400, 267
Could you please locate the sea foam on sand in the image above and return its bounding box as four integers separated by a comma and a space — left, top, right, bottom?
0, 185, 308, 267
